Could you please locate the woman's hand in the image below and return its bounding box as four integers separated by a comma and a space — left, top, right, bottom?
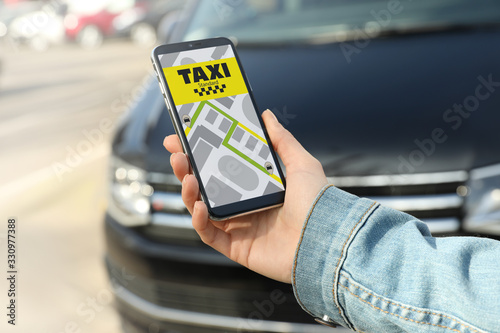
164, 110, 328, 283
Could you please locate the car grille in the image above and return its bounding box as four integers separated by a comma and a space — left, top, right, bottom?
329, 171, 468, 234
143, 170, 468, 242
107, 256, 315, 325
116, 170, 468, 328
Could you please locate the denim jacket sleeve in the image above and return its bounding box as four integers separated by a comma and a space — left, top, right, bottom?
292, 185, 500, 333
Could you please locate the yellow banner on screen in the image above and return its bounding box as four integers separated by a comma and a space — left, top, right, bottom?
163, 57, 248, 106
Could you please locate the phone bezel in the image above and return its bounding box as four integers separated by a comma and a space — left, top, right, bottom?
151, 37, 286, 221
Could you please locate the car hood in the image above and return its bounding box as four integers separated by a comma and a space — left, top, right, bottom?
117, 30, 500, 177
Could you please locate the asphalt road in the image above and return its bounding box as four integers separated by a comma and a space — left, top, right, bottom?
0, 40, 152, 332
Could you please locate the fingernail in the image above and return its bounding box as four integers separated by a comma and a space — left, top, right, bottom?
265, 109, 277, 121
182, 173, 189, 184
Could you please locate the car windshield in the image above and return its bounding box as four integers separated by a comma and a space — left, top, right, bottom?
183, 0, 500, 44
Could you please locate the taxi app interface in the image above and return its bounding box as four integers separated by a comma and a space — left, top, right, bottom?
160, 45, 284, 208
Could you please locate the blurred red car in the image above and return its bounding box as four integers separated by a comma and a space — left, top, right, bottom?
64, 0, 147, 48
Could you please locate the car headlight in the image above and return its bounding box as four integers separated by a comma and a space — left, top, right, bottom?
108, 156, 153, 226
464, 163, 500, 235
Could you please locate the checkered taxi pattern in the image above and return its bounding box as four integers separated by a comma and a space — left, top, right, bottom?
194, 84, 227, 97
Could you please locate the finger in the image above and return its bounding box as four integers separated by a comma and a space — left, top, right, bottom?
192, 201, 231, 255
181, 174, 200, 215
163, 134, 183, 154
262, 109, 316, 169
170, 152, 190, 182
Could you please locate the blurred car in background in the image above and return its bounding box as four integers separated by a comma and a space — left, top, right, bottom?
0, 0, 45, 49
0, 0, 40, 30
64, 0, 144, 49
104, 0, 500, 332
113, 0, 183, 47
7, 1, 67, 51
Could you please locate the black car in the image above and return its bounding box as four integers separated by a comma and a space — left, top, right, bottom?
104, 1, 500, 332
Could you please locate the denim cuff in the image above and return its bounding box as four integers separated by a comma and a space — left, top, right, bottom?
292, 185, 379, 329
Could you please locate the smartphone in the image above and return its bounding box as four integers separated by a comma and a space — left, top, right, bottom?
151, 37, 286, 220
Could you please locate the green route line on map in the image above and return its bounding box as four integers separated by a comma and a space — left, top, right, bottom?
188, 100, 271, 177
223, 122, 271, 176
190, 102, 206, 126
205, 100, 237, 124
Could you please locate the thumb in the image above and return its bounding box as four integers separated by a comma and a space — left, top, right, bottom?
262, 109, 316, 170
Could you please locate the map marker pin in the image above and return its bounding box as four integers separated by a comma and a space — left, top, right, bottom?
182, 115, 191, 127
264, 162, 273, 175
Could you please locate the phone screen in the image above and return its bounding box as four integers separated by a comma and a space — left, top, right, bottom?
156, 41, 285, 212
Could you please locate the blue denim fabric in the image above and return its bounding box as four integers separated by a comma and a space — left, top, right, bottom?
292, 185, 500, 332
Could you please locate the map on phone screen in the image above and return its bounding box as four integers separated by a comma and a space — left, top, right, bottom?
159, 45, 284, 207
